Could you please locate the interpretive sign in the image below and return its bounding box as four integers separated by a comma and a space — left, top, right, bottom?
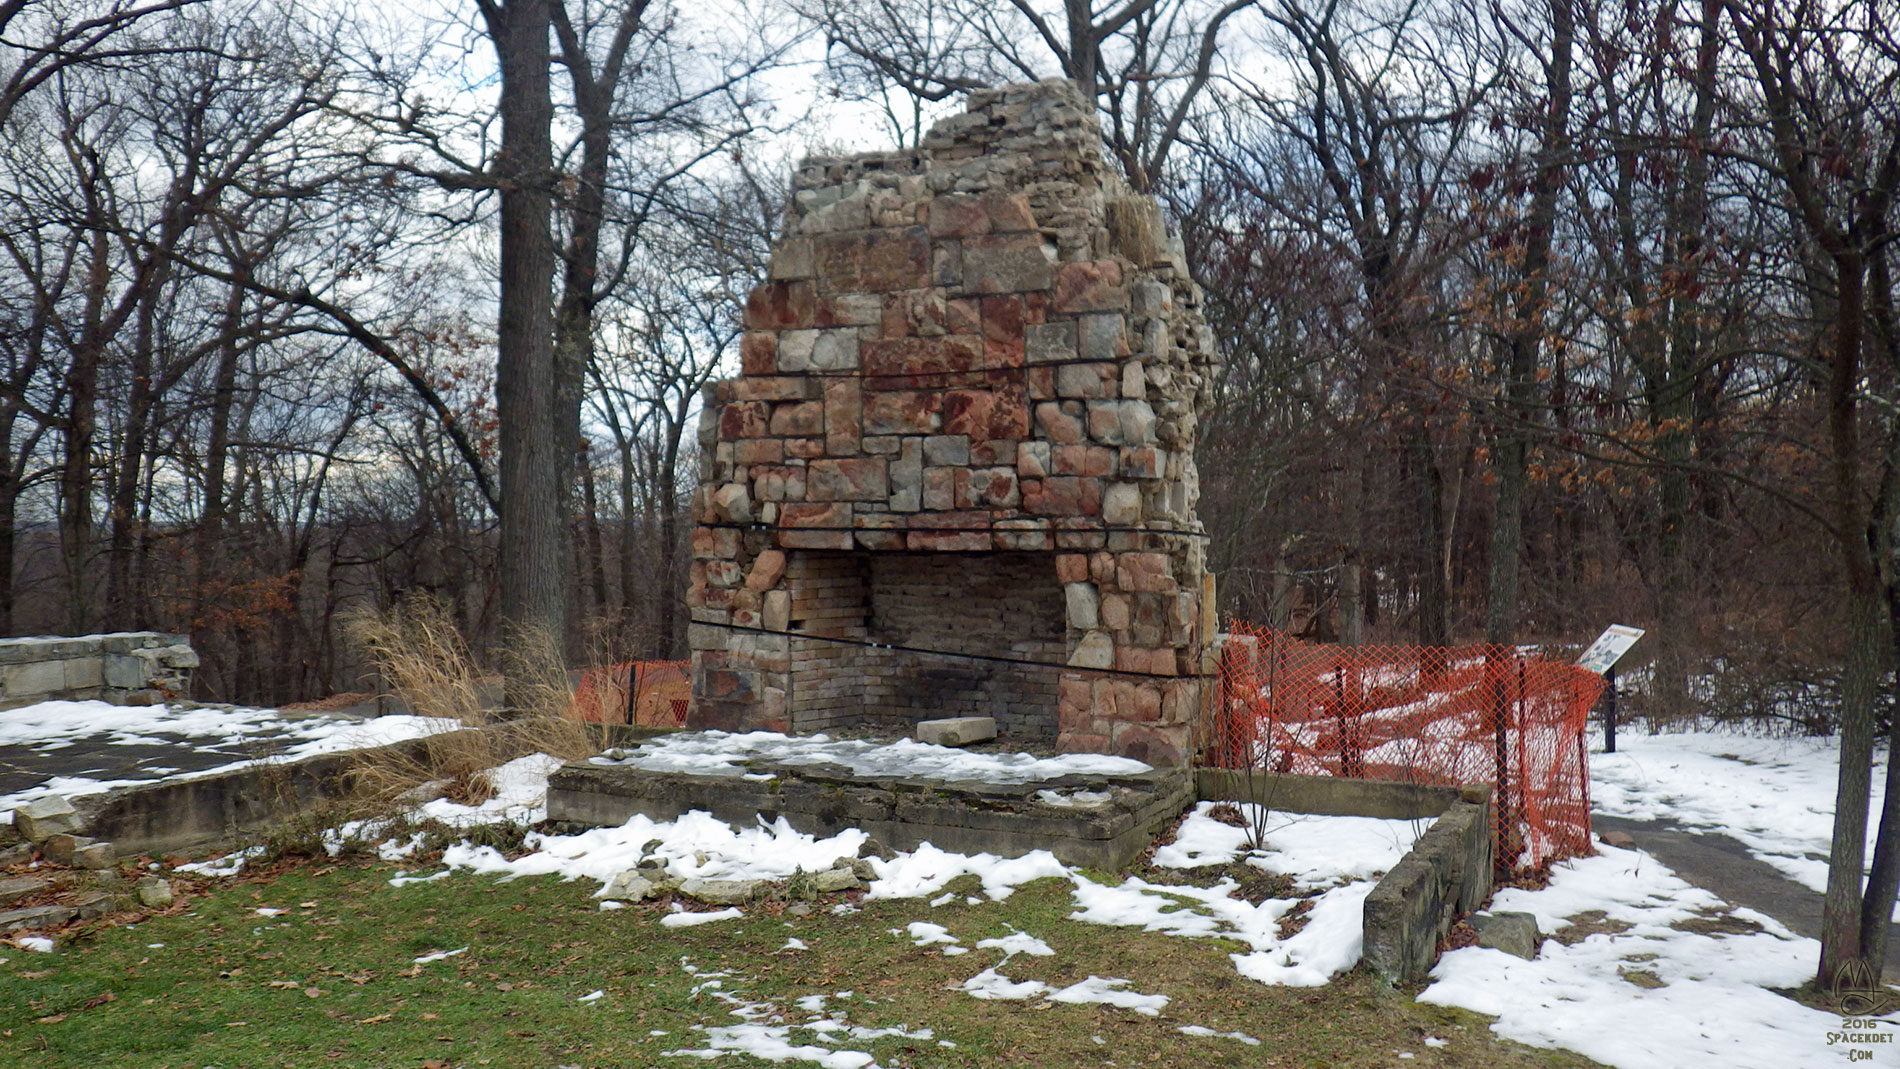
1576, 625, 1645, 675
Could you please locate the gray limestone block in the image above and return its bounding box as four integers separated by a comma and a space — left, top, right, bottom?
678, 877, 768, 906
73, 841, 117, 869
41, 833, 92, 866
1472, 910, 1542, 960
915, 717, 998, 748
136, 877, 175, 909
15, 796, 82, 842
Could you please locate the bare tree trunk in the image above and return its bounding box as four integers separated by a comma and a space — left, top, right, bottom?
1485, 0, 1572, 646
485, 0, 567, 699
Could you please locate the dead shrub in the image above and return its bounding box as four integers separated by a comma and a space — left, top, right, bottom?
340, 595, 615, 820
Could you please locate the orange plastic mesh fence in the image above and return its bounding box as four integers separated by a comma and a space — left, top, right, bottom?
1211, 622, 1605, 874
570, 661, 692, 728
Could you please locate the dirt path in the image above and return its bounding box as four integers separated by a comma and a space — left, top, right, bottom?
1593, 813, 1900, 974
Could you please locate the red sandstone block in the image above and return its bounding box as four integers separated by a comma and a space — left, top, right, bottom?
824, 380, 862, 455
922, 467, 955, 510
862, 335, 984, 378
984, 192, 1037, 232
781, 501, 850, 528
745, 549, 787, 592
927, 194, 991, 238
1023, 476, 1101, 517
1109, 722, 1186, 766
906, 529, 990, 551
734, 377, 811, 402
954, 467, 1019, 509
751, 465, 806, 502
786, 438, 826, 459
1034, 402, 1085, 445
1090, 551, 1116, 584
807, 457, 889, 501
705, 559, 743, 588
1025, 366, 1057, 401
720, 401, 770, 439
1120, 446, 1160, 479
744, 280, 816, 329
1054, 260, 1127, 314
735, 439, 784, 465
703, 586, 737, 610
854, 530, 906, 550
780, 529, 853, 550
691, 526, 739, 560
980, 294, 1025, 344
769, 400, 825, 437
1055, 553, 1089, 583
1099, 591, 1131, 630
813, 227, 931, 293
1053, 445, 1116, 477
992, 524, 1051, 550
741, 332, 777, 375
1055, 732, 1112, 756
969, 438, 1017, 465
981, 338, 1025, 369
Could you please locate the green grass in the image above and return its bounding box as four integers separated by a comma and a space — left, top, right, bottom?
1, 860, 1604, 1068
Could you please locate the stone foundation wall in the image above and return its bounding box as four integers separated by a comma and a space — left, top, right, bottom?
686, 79, 1224, 764
0, 633, 196, 709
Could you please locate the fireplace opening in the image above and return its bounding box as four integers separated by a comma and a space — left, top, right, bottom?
785, 551, 1066, 740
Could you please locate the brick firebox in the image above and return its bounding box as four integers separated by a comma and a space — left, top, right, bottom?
683, 80, 1223, 765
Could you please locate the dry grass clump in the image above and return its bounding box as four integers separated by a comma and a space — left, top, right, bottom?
341, 595, 614, 813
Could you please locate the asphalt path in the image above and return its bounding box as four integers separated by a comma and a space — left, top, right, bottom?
1593, 812, 1900, 975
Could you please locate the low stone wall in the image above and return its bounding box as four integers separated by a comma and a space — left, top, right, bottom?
1359, 793, 1494, 984
1197, 771, 1495, 984
549, 758, 1192, 870
1195, 768, 1464, 821
0, 632, 196, 708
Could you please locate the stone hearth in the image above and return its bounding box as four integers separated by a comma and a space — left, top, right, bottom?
684, 80, 1223, 765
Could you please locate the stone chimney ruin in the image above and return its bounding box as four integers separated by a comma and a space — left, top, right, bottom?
684, 80, 1222, 765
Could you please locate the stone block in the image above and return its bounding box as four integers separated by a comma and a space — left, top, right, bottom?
5, 659, 66, 698
744, 280, 816, 329
1025, 321, 1076, 364
711, 483, 754, 524
745, 550, 788, 592
863, 391, 943, 435
1023, 476, 1101, 517
1034, 402, 1086, 444
824, 380, 863, 455
1054, 260, 1127, 313
915, 716, 997, 747
1056, 554, 1090, 583
1102, 482, 1142, 526
135, 877, 174, 909
923, 435, 970, 466
41, 833, 90, 866
1473, 911, 1542, 960
944, 387, 1029, 440
679, 877, 768, 905
808, 458, 889, 501
1065, 583, 1100, 630
812, 330, 860, 372
927, 194, 991, 237
983, 192, 1036, 231
14, 796, 81, 842
73, 841, 116, 869
813, 228, 931, 293
741, 332, 778, 375
1056, 362, 1113, 399
1017, 440, 1052, 478
1053, 445, 1115, 477
719, 400, 770, 438
769, 400, 825, 437
63, 657, 104, 691
0, 876, 45, 907
961, 232, 1054, 293
1077, 313, 1127, 361
1069, 630, 1114, 669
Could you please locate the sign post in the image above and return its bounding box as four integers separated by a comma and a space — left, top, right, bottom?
1576, 625, 1645, 753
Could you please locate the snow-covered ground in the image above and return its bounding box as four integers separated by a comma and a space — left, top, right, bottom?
1591, 726, 1888, 904
73, 725, 1900, 1068
0, 699, 461, 816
